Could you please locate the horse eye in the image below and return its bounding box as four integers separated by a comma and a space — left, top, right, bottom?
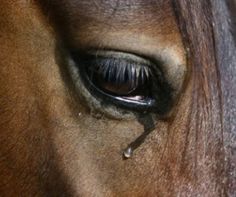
69, 50, 173, 116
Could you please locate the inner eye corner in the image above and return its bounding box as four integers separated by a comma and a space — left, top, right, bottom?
69, 49, 175, 117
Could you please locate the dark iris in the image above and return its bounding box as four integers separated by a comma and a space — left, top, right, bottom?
71, 51, 173, 114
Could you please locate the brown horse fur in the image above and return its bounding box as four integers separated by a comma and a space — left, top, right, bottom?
0, 0, 235, 196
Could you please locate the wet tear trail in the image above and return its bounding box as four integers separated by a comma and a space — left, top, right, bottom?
123, 114, 156, 159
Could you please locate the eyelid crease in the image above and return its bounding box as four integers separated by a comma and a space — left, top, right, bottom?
86, 50, 156, 66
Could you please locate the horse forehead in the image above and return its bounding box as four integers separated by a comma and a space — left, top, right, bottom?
54, 0, 170, 12
44, 0, 179, 52
47, 0, 173, 25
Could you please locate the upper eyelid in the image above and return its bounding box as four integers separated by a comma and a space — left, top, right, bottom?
78, 50, 165, 77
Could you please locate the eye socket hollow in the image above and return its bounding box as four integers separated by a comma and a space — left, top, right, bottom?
70, 50, 173, 115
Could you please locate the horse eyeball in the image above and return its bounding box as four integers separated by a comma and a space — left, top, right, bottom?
69, 50, 174, 118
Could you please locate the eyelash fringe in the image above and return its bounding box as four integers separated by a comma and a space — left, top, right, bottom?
88, 57, 152, 89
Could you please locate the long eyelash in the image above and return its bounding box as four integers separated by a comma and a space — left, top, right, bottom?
88, 57, 152, 88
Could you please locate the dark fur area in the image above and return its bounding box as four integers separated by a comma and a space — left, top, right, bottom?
173, 0, 236, 195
